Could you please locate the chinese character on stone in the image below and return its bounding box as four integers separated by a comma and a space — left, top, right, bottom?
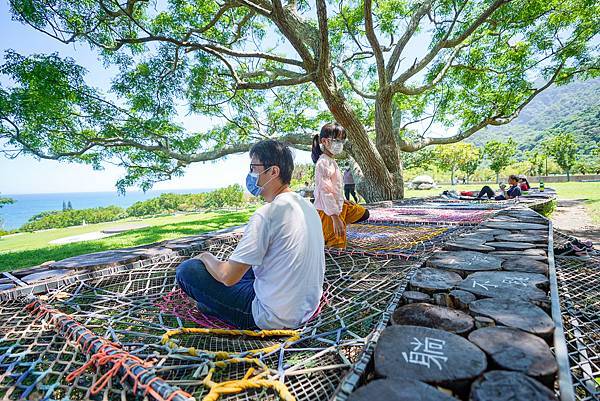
401, 336, 448, 370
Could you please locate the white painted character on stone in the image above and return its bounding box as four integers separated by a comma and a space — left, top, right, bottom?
501, 276, 530, 286
472, 280, 498, 290
402, 337, 448, 370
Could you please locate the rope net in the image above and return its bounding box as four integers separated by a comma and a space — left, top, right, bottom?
342, 222, 464, 258
0, 234, 415, 401
366, 207, 497, 225
554, 254, 600, 401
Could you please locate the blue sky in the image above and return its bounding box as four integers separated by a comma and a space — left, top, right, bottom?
0, 3, 312, 194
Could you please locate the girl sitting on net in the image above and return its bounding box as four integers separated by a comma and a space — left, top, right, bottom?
311, 123, 369, 248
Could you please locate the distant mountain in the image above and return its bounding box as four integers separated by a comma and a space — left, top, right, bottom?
467, 79, 600, 155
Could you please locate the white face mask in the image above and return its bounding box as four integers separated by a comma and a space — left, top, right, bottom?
330, 141, 344, 155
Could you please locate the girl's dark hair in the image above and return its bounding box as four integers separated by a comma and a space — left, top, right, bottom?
311, 123, 347, 163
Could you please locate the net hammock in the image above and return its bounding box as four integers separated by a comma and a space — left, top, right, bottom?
366, 207, 498, 225
340, 222, 465, 259
0, 234, 416, 401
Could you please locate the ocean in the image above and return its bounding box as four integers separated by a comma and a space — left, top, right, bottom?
0, 189, 213, 230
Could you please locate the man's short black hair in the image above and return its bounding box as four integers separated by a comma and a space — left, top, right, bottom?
250, 140, 294, 185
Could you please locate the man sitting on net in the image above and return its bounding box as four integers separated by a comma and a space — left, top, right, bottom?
176, 140, 325, 330
476, 174, 522, 200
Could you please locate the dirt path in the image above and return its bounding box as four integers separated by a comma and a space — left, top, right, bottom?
551, 199, 600, 249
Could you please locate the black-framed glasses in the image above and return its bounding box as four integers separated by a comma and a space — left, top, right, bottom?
249, 163, 270, 173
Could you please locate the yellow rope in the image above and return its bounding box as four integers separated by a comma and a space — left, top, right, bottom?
201, 358, 295, 401
349, 224, 447, 251
161, 328, 299, 401
161, 327, 300, 358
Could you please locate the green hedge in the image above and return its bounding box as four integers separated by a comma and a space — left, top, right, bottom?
21, 206, 126, 231
126, 184, 246, 217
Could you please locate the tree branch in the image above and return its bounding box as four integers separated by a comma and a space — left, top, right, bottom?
334, 64, 377, 99
315, 0, 330, 79
399, 61, 565, 151
393, 0, 510, 86
386, 1, 432, 79
237, 73, 315, 89
391, 44, 464, 95
364, 0, 386, 85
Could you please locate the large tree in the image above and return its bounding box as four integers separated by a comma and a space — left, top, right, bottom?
1, 0, 598, 200
543, 132, 579, 180
484, 138, 516, 182
432, 142, 479, 184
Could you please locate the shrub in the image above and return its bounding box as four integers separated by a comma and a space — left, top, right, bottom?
21, 206, 126, 231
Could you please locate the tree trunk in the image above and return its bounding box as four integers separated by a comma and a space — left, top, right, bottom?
566, 169, 570, 181
451, 167, 456, 186
496, 172, 500, 183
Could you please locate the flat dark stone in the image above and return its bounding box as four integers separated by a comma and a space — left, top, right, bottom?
448, 290, 477, 310
486, 241, 538, 251
495, 234, 547, 243
506, 210, 541, 217
402, 291, 432, 304
375, 325, 487, 389
409, 268, 463, 295
0, 283, 16, 291
50, 250, 145, 269
458, 271, 548, 303
487, 216, 519, 222
470, 370, 558, 401
162, 236, 206, 249
444, 239, 495, 252
459, 232, 497, 243
484, 222, 548, 230
469, 298, 554, 338
474, 229, 511, 237
491, 249, 547, 261
12, 266, 50, 278
21, 269, 73, 284
347, 379, 459, 401
447, 237, 486, 245
468, 327, 557, 382
426, 251, 503, 277
502, 258, 549, 275
392, 303, 475, 335
521, 230, 549, 238
50, 246, 173, 270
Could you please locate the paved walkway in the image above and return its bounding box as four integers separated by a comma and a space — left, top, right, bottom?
551, 199, 599, 249
49, 223, 150, 245
49, 231, 114, 244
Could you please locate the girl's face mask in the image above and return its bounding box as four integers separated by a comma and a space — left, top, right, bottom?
323, 138, 345, 155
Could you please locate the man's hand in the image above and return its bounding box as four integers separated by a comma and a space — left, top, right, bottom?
194, 252, 211, 262
331, 214, 345, 237
195, 252, 251, 287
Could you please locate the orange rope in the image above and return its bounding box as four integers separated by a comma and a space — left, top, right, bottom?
25, 299, 194, 401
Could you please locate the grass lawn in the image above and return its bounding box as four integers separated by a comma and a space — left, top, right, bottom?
0, 210, 253, 272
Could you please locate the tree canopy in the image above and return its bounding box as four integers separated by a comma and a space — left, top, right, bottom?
543, 132, 579, 179
0, 197, 13, 208
433, 142, 480, 184
484, 138, 516, 182
1, 0, 599, 199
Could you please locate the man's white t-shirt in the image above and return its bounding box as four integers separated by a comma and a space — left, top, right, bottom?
229, 191, 325, 329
